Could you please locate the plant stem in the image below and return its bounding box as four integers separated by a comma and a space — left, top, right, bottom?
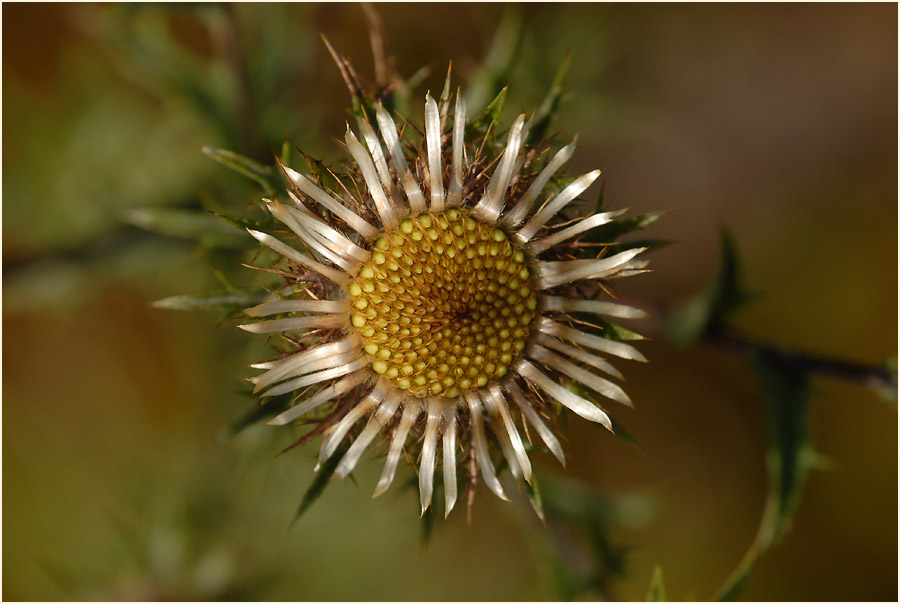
708, 328, 898, 394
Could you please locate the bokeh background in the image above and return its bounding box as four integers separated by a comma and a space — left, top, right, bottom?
3, 3, 897, 601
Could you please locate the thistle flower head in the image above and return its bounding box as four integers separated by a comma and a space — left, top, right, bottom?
239, 62, 651, 518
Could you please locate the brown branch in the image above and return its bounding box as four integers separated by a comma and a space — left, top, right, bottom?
708, 327, 897, 394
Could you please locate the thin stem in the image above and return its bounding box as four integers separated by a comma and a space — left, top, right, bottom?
708, 327, 897, 394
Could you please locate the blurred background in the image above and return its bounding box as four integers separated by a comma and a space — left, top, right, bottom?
3, 3, 896, 601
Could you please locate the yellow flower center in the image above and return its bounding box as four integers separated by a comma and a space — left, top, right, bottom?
347, 209, 537, 399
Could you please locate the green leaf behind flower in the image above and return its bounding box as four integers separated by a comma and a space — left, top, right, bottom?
217, 393, 294, 444
525, 473, 546, 523
152, 293, 261, 312
469, 86, 509, 135
715, 355, 813, 600
646, 565, 668, 601
666, 228, 749, 347
528, 52, 572, 145
465, 7, 523, 115
202, 147, 278, 195
585, 210, 671, 242
293, 440, 351, 524
210, 210, 272, 232
124, 207, 247, 249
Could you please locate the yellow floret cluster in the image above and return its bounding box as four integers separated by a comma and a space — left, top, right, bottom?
347, 209, 537, 399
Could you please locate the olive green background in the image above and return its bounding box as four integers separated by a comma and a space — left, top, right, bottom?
3, 3, 897, 601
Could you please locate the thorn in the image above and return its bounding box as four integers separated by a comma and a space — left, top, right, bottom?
361, 2, 395, 89
321, 33, 365, 104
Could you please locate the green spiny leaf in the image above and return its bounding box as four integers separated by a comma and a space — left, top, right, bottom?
525, 471, 546, 523
754, 355, 812, 545
279, 139, 292, 168
350, 95, 379, 126
210, 265, 242, 293
217, 394, 294, 444
666, 228, 748, 347
420, 504, 435, 548
294, 440, 351, 523
295, 150, 335, 185
539, 474, 629, 599
881, 356, 898, 404
92, 8, 237, 144
438, 65, 453, 122
203, 147, 277, 195
528, 51, 572, 145
563, 381, 640, 448
647, 565, 668, 601
585, 210, 671, 243
546, 174, 579, 192
565, 312, 645, 343
210, 210, 271, 232
715, 355, 813, 600
152, 292, 261, 312
595, 181, 606, 212
608, 417, 641, 448
603, 238, 672, 255
593, 317, 646, 342
123, 207, 246, 248
469, 86, 508, 134
465, 7, 523, 114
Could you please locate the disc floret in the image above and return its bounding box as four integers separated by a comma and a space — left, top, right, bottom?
348, 209, 537, 399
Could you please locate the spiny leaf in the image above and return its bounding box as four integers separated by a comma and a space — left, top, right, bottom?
91, 9, 237, 145
350, 95, 379, 126
881, 356, 898, 404
754, 355, 812, 545
595, 181, 606, 212
361, 2, 393, 89
593, 317, 646, 342
203, 146, 277, 195
525, 472, 546, 523
152, 292, 261, 312
469, 86, 508, 134
420, 471, 444, 545
210, 210, 271, 232
438, 64, 453, 122
563, 381, 641, 448
604, 238, 672, 255
538, 474, 629, 599
294, 441, 351, 523
567, 313, 645, 343
647, 565, 668, 601
420, 504, 435, 548
715, 355, 813, 600
528, 51, 572, 145
293, 150, 335, 185
546, 174, 579, 192
279, 139, 292, 168
586, 210, 671, 243
320, 33, 365, 112
217, 394, 294, 444
465, 6, 523, 114
608, 417, 641, 448
123, 207, 246, 248
666, 228, 748, 347
210, 265, 242, 293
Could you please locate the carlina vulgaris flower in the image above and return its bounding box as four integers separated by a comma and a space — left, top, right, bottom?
238, 60, 651, 520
